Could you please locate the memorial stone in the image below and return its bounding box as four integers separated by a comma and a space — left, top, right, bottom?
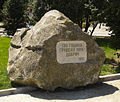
7, 10, 105, 91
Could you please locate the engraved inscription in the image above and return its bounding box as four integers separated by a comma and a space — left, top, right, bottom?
56, 41, 87, 64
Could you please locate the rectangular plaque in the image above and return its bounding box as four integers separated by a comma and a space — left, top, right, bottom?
56, 41, 87, 64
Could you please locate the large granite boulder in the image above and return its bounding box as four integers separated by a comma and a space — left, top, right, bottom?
7, 10, 105, 91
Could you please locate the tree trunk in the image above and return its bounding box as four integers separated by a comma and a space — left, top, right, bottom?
90, 23, 98, 36
84, 16, 90, 32
77, 18, 83, 29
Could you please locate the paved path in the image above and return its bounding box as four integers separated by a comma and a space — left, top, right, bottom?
0, 22, 7, 37
0, 79, 120, 102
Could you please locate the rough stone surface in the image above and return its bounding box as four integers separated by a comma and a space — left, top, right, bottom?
7, 10, 105, 91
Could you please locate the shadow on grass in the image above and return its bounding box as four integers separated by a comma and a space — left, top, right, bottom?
28, 82, 118, 100
95, 37, 120, 51
104, 58, 116, 64
104, 58, 120, 72
115, 63, 120, 73
95, 37, 112, 47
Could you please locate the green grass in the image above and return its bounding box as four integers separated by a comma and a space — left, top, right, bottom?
101, 64, 116, 75
0, 37, 119, 89
101, 46, 116, 59
100, 47, 117, 75
0, 37, 12, 89
95, 37, 120, 75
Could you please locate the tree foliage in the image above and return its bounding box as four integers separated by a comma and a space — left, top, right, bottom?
1, 0, 120, 42
32, 0, 48, 24
32, 0, 107, 34
2, 0, 26, 35
0, 0, 7, 21
104, 0, 120, 49
32, 0, 85, 27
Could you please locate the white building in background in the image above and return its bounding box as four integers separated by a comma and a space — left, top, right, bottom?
83, 23, 112, 37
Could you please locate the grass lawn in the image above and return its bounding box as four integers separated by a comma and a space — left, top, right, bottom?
0, 36, 120, 89
95, 37, 120, 75
0, 37, 11, 90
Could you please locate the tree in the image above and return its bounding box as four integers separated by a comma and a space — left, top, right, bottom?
32, 0, 86, 27
32, 0, 107, 35
0, 0, 7, 21
2, 0, 25, 35
32, 0, 48, 24
0, 9, 2, 21
19, 0, 36, 25
104, 0, 120, 50
83, 0, 107, 34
